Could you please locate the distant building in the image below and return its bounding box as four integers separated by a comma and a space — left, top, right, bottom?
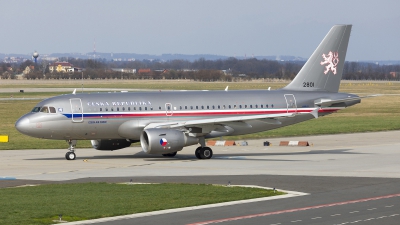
138, 68, 151, 74
49, 62, 73, 73
67, 67, 83, 72
23, 65, 34, 75
111, 68, 136, 74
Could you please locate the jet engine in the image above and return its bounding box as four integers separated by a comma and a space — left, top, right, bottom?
91, 139, 131, 151
140, 128, 198, 154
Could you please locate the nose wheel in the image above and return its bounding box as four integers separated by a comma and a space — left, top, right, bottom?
65, 140, 77, 160
65, 152, 76, 160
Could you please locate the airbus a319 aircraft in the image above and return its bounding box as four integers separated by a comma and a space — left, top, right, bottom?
16, 25, 362, 160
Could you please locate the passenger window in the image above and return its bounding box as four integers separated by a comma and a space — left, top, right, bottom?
201, 106, 204, 109
106, 108, 108, 111
229, 105, 231, 109
111, 108, 114, 111
139, 107, 142, 111
145, 107, 147, 110
128, 107, 131, 111
217, 105, 220, 109
239, 105, 242, 109
49, 107, 56, 113
250, 105, 252, 108
191, 106, 193, 110
117, 107, 119, 111
255, 104, 258, 108
100, 108, 102, 112
150, 107, 153, 110
244, 105, 247, 108
261, 104, 263, 108
122, 107, 125, 111
266, 104, 269, 108
134, 107, 136, 110
180, 106, 182, 110
196, 106, 198, 110
185, 106, 187, 110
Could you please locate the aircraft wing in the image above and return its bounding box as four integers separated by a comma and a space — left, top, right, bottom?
314, 95, 378, 107
144, 109, 319, 133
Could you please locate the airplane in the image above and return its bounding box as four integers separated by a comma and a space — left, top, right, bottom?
16, 24, 362, 160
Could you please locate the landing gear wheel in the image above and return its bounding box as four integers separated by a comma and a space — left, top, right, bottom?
195, 147, 202, 159
65, 152, 76, 160
200, 147, 213, 159
66, 140, 77, 160
162, 152, 177, 157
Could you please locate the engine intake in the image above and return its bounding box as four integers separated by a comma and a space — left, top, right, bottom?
91, 139, 131, 151
140, 128, 198, 154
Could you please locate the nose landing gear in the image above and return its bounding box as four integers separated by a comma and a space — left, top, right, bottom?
65, 140, 77, 160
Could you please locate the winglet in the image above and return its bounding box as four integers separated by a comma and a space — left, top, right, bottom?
72, 89, 76, 95
225, 86, 229, 91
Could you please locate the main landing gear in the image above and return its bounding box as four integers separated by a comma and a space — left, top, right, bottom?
195, 146, 213, 159
65, 140, 77, 160
195, 137, 213, 159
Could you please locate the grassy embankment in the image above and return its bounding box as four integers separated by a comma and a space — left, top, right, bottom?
0, 183, 283, 225
1, 80, 400, 150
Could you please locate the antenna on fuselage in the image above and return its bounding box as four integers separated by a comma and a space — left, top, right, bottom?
72, 89, 76, 95
225, 86, 229, 91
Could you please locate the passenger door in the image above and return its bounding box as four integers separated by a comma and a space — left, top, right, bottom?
70, 98, 83, 122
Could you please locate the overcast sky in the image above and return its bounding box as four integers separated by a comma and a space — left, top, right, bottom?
1, 0, 399, 61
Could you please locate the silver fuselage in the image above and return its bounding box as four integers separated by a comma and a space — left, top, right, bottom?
15, 89, 360, 141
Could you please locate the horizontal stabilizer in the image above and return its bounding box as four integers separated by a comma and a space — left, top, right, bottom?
314, 95, 378, 107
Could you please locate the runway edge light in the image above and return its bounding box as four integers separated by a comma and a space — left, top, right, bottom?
0, 135, 9, 143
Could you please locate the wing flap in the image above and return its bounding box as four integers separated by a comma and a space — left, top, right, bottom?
145, 109, 318, 132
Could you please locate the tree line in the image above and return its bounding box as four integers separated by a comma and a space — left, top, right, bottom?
1, 57, 399, 81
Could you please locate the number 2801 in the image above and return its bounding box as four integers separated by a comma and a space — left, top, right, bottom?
303, 82, 314, 87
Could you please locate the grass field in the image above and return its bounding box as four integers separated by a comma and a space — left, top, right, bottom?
0, 183, 283, 225
1, 80, 400, 150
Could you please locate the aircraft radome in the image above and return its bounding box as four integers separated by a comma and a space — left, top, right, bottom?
16, 25, 364, 160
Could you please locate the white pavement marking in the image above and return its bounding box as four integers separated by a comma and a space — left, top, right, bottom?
59, 186, 308, 225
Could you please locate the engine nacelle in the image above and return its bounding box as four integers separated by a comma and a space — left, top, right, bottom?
140, 128, 198, 154
91, 139, 131, 151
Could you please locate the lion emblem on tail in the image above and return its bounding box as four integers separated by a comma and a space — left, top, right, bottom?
320, 51, 339, 74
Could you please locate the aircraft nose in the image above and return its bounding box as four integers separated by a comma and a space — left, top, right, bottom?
15, 116, 31, 134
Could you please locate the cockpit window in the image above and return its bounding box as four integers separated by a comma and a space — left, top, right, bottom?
49, 107, 56, 113
31, 107, 41, 112
40, 107, 49, 113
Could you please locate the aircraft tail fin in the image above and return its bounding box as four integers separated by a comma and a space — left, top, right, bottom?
283, 25, 352, 93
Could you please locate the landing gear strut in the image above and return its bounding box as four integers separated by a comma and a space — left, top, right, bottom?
65, 140, 77, 160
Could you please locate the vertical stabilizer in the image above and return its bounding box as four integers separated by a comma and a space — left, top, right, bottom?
283, 25, 352, 92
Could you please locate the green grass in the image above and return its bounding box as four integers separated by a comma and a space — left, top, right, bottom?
0, 183, 284, 225
1, 81, 400, 150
